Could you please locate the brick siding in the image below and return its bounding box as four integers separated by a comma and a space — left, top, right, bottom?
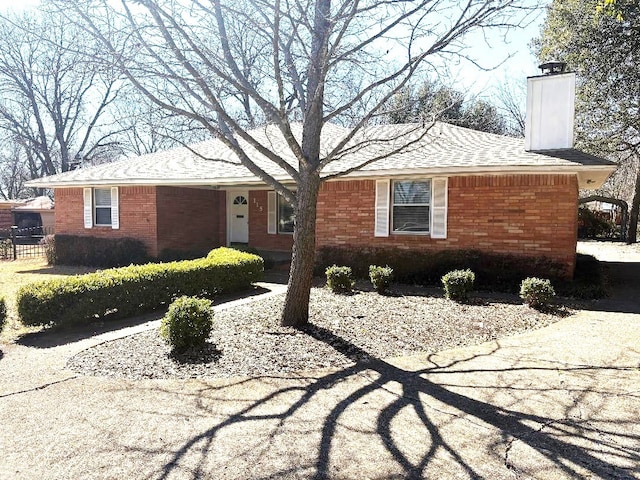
156, 186, 226, 254
54, 186, 226, 258
55, 174, 579, 275
314, 175, 579, 277
55, 186, 159, 255
249, 190, 294, 251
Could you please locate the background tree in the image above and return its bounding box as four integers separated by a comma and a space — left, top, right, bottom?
0, 12, 126, 186
54, 0, 537, 327
536, 0, 640, 242
386, 81, 508, 134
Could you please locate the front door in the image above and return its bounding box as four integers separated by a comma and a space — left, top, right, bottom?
230, 192, 249, 243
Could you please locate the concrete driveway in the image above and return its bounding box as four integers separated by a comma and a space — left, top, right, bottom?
0, 242, 638, 479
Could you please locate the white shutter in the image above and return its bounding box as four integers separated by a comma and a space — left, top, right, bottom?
374, 179, 390, 237
430, 177, 448, 239
110, 187, 119, 230
267, 191, 277, 234
83, 188, 92, 229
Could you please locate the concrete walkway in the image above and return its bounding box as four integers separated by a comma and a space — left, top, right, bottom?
0, 244, 639, 479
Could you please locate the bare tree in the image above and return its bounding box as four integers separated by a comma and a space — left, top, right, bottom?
54, 0, 537, 327
494, 77, 526, 137
0, 138, 30, 199
0, 11, 124, 181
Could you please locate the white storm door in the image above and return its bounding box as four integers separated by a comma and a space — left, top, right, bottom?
230, 192, 249, 243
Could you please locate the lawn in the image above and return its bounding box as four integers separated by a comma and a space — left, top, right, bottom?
0, 258, 95, 342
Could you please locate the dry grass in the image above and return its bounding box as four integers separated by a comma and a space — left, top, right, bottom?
0, 258, 95, 342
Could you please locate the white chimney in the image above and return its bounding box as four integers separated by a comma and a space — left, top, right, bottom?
524, 61, 576, 151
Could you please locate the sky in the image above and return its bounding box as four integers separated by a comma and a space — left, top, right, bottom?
0, 0, 549, 101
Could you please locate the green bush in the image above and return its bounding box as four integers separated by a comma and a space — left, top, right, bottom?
442, 269, 475, 301
52, 234, 149, 267
369, 265, 393, 293
160, 296, 214, 352
0, 238, 12, 260
326, 265, 355, 294
520, 277, 555, 309
315, 246, 565, 292
17, 247, 263, 328
42, 235, 56, 265
0, 297, 6, 332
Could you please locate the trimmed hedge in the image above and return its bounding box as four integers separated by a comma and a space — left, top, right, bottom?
17, 247, 263, 328
316, 246, 566, 292
51, 234, 149, 267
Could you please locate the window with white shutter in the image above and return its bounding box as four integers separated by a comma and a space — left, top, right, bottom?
374, 177, 447, 239
83, 187, 119, 229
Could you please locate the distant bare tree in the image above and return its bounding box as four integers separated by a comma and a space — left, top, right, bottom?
0, 11, 124, 181
494, 77, 526, 137
54, 0, 538, 327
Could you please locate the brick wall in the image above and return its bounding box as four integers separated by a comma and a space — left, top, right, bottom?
314, 175, 579, 277
249, 190, 294, 252
156, 186, 226, 254
0, 207, 13, 230
55, 187, 160, 255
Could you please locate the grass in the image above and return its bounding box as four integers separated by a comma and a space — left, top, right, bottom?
0, 257, 95, 342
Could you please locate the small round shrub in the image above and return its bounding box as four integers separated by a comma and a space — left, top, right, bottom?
326, 265, 355, 294
0, 297, 6, 332
520, 277, 555, 309
160, 296, 214, 352
442, 269, 475, 301
369, 265, 393, 294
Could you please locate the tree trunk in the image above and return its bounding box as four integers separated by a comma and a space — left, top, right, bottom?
626, 167, 640, 244
281, 173, 321, 327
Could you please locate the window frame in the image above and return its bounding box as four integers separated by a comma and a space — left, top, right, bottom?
390, 179, 431, 235
93, 187, 113, 227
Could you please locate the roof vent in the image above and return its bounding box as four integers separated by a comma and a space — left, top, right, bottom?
538, 61, 567, 75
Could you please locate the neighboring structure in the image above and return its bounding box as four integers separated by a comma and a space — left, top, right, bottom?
0, 196, 55, 233
27, 65, 615, 277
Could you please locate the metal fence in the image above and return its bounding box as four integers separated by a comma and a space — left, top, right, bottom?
0, 226, 54, 260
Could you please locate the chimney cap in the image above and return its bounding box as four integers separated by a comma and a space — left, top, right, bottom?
538, 61, 568, 75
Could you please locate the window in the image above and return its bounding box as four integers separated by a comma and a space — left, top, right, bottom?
391, 180, 431, 233
94, 188, 112, 226
84, 187, 119, 230
267, 191, 295, 234
278, 196, 295, 234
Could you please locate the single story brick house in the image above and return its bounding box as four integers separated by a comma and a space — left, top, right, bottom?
27, 67, 615, 277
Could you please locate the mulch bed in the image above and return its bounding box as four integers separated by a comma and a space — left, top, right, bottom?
67, 283, 565, 380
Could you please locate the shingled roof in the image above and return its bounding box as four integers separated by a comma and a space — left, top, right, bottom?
27, 122, 615, 188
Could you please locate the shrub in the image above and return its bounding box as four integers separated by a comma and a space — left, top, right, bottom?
315, 246, 565, 292
0, 297, 6, 332
52, 234, 149, 267
17, 247, 263, 328
369, 265, 393, 293
0, 238, 12, 260
442, 269, 475, 301
326, 265, 355, 294
160, 296, 214, 352
42, 235, 56, 265
520, 277, 555, 309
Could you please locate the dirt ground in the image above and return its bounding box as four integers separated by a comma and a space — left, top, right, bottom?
0, 241, 638, 479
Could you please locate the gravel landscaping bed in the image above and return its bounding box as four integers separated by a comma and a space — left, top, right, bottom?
67, 284, 565, 380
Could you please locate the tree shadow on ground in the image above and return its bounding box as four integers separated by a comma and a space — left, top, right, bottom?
139, 326, 638, 480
